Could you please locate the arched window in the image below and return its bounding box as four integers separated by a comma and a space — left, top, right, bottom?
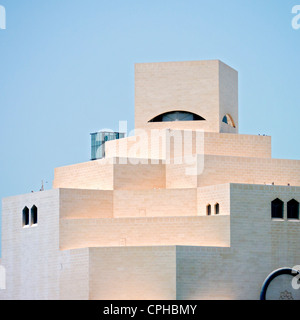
149, 111, 205, 123
222, 114, 236, 128
31, 205, 38, 225
271, 198, 284, 219
287, 199, 299, 220
206, 204, 211, 216
215, 203, 220, 215
22, 207, 29, 227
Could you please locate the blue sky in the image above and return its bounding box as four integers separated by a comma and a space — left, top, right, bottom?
0, 0, 300, 254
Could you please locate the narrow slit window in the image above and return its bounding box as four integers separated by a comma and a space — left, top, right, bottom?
31, 205, 38, 225
215, 203, 220, 215
287, 199, 299, 220
22, 207, 29, 227
206, 204, 211, 216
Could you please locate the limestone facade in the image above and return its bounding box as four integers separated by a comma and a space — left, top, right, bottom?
1, 60, 299, 300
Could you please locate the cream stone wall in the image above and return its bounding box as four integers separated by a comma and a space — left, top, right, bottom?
0, 190, 61, 300
138, 121, 218, 133
59, 188, 198, 220
197, 155, 300, 187
230, 184, 300, 268
1, 59, 299, 300
59, 248, 89, 300
60, 188, 113, 219
89, 246, 176, 300
54, 130, 272, 193
0, 190, 90, 300
219, 61, 239, 133
113, 159, 165, 190
53, 159, 114, 190
1, 184, 299, 300
197, 184, 231, 216
176, 184, 300, 300
203, 132, 270, 158
166, 154, 300, 189
176, 246, 237, 300
38, 188, 198, 220
113, 188, 197, 218
105, 130, 271, 161
232, 184, 300, 299
53, 158, 166, 191
135, 60, 238, 133
59, 216, 230, 250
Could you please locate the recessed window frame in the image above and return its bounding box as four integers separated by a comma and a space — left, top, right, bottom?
287, 199, 299, 221
31, 205, 38, 226
271, 198, 284, 220
22, 207, 30, 228
215, 203, 220, 215
206, 204, 211, 216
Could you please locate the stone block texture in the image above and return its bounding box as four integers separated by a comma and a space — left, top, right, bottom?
1, 60, 299, 300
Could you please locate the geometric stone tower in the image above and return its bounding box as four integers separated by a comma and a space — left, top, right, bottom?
135, 60, 238, 134
1, 60, 300, 300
